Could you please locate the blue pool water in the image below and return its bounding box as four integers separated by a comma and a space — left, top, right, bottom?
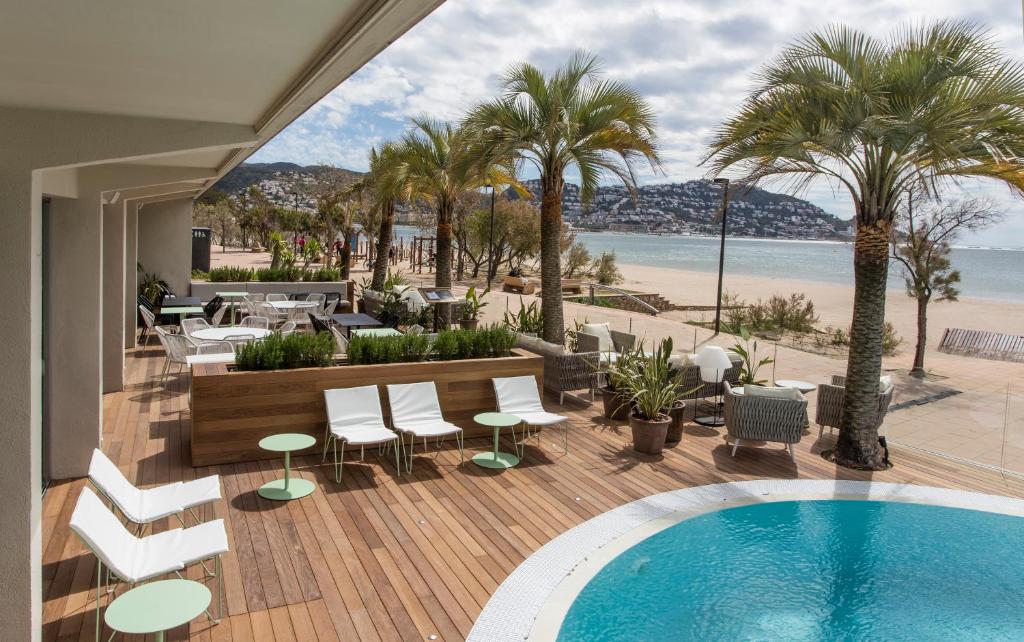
557, 500, 1024, 641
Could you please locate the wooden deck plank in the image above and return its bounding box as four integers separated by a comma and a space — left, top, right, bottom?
41, 348, 1024, 641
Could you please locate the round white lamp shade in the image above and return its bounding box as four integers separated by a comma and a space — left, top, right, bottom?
693, 346, 732, 383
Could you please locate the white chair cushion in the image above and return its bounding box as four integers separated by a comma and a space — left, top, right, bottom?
134, 519, 229, 582
493, 375, 546, 414
746, 385, 804, 401
324, 385, 396, 444
177, 475, 223, 511
581, 323, 614, 352
514, 411, 567, 426
88, 449, 145, 522
387, 382, 462, 437
70, 487, 139, 581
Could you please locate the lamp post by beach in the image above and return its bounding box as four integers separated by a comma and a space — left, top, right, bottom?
712, 178, 730, 335
486, 183, 496, 284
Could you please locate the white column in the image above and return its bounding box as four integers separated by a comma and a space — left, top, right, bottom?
102, 201, 126, 392
124, 201, 138, 348
46, 189, 103, 478
137, 197, 194, 296
0, 167, 43, 642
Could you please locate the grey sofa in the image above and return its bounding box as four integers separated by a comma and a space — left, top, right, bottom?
815, 375, 895, 438
516, 334, 599, 404
723, 382, 808, 462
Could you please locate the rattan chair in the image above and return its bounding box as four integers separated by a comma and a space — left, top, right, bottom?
816, 375, 895, 438
724, 382, 808, 462
239, 316, 269, 330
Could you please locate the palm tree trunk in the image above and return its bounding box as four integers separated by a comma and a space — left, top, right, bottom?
340, 230, 353, 280
540, 184, 565, 344
911, 294, 929, 376
436, 200, 454, 325
835, 221, 890, 470
371, 200, 394, 291
455, 209, 465, 281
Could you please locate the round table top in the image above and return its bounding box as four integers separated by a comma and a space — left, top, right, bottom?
268, 300, 318, 310
474, 412, 521, 427
259, 433, 316, 452
216, 291, 248, 298
191, 327, 273, 341
104, 579, 211, 634
775, 379, 817, 393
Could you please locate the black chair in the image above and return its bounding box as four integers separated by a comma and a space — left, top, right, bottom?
309, 313, 332, 335
204, 296, 224, 322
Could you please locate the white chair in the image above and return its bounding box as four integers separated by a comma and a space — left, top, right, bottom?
493, 375, 570, 454
256, 301, 286, 327
289, 302, 317, 330
155, 327, 195, 379
195, 340, 234, 356
70, 487, 228, 641
180, 317, 211, 337
322, 385, 400, 482
138, 305, 158, 345
386, 382, 464, 473
305, 293, 327, 315
324, 299, 338, 317
266, 293, 288, 302
88, 448, 221, 532
330, 326, 348, 356
239, 315, 269, 330
279, 321, 297, 336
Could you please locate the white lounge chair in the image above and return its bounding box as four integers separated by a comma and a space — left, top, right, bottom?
70, 487, 229, 641
322, 385, 400, 482
88, 448, 221, 533
386, 381, 464, 472
493, 375, 570, 454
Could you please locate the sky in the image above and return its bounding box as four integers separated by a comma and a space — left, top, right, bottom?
251, 0, 1024, 247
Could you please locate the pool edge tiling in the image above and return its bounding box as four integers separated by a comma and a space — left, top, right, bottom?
466, 480, 1024, 642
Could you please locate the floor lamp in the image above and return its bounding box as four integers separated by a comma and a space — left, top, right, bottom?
693, 345, 732, 428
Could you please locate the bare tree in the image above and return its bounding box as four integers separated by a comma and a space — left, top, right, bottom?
891, 195, 1002, 376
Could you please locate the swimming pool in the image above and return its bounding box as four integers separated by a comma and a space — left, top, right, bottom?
467, 481, 1024, 642
558, 500, 1024, 641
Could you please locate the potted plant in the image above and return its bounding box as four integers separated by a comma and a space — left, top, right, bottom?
600, 346, 641, 420
459, 286, 487, 330
733, 325, 774, 386
621, 343, 679, 455
650, 338, 692, 446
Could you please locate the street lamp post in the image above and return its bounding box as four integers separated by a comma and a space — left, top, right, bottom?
712, 178, 730, 335
486, 183, 496, 284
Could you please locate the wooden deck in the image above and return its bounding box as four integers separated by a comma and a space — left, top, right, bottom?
43, 347, 1024, 641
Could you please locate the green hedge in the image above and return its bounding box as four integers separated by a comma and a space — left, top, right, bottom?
347, 325, 517, 365
234, 332, 335, 371
204, 265, 343, 283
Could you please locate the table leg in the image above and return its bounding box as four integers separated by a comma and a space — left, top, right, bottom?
284, 450, 290, 490
156, 631, 165, 642
492, 426, 500, 459
229, 300, 236, 326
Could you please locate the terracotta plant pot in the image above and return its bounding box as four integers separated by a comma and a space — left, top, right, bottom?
459, 318, 479, 331
601, 386, 630, 420
630, 412, 670, 455
663, 400, 687, 445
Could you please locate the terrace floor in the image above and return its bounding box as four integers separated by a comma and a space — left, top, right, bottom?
43, 346, 1024, 641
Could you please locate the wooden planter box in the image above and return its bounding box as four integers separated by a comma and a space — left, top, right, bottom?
190, 348, 544, 466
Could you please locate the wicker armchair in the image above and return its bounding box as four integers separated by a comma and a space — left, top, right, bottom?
516, 335, 599, 404
723, 382, 807, 461
674, 354, 743, 400
576, 329, 637, 356
815, 375, 895, 438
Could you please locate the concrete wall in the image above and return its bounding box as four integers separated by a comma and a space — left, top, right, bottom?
124, 202, 138, 348
138, 198, 192, 296
45, 194, 103, 479
102, 201, 125, 392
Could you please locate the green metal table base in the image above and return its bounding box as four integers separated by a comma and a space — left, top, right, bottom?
472, 449, 520, 469
258, 444, 315, 500
471, 412, 523, 469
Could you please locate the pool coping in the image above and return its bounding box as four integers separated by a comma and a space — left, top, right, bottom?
466, 480, 1024, 642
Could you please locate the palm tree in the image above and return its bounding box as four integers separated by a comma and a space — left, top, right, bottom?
467, 51, 660, 343
704, 21, 1024, 470
362, 143, 405, 291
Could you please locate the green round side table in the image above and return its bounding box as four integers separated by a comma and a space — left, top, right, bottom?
472, 412, 522, 469
258, 433, 317, 500
105, 579, 211, 642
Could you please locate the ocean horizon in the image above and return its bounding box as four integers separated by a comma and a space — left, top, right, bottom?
392, 225, 1024, 303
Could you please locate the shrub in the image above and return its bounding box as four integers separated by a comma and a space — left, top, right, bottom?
487, 324, 517, 356
724, 292, 819, 335
503, 298, 544, 335
815, 322, 902, 356
207, 266, 254, 282
234, 332, 334, 371
191, 268, 209, 280
433, 331, 459, 361
592, 251, 622, 285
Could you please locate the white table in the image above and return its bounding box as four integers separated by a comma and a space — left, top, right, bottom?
186, 353, 236, 367
775, 379, 817, 394
267, 301, 317, 310
191, 327, 272, 342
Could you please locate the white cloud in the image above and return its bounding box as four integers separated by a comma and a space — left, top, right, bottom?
251, 0, 1024, 245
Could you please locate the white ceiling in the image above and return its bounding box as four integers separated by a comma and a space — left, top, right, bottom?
0, 0, 369, 124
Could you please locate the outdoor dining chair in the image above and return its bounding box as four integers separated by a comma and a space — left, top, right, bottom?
493, 375, 570, 454
180, 317, 211, 338
70, 487, 228, 641
88, 449, 221, 533
266, 293, 288, 302
195, 340, 234, 356
322, 385, 401, 482
330, 326, 348, 357
256, 301, 286, 327
155, 326, 195, 380
305, 293, 326, 314
386, 381, 464, 472
239, 315, 269, 330
279, 320, 297, 336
